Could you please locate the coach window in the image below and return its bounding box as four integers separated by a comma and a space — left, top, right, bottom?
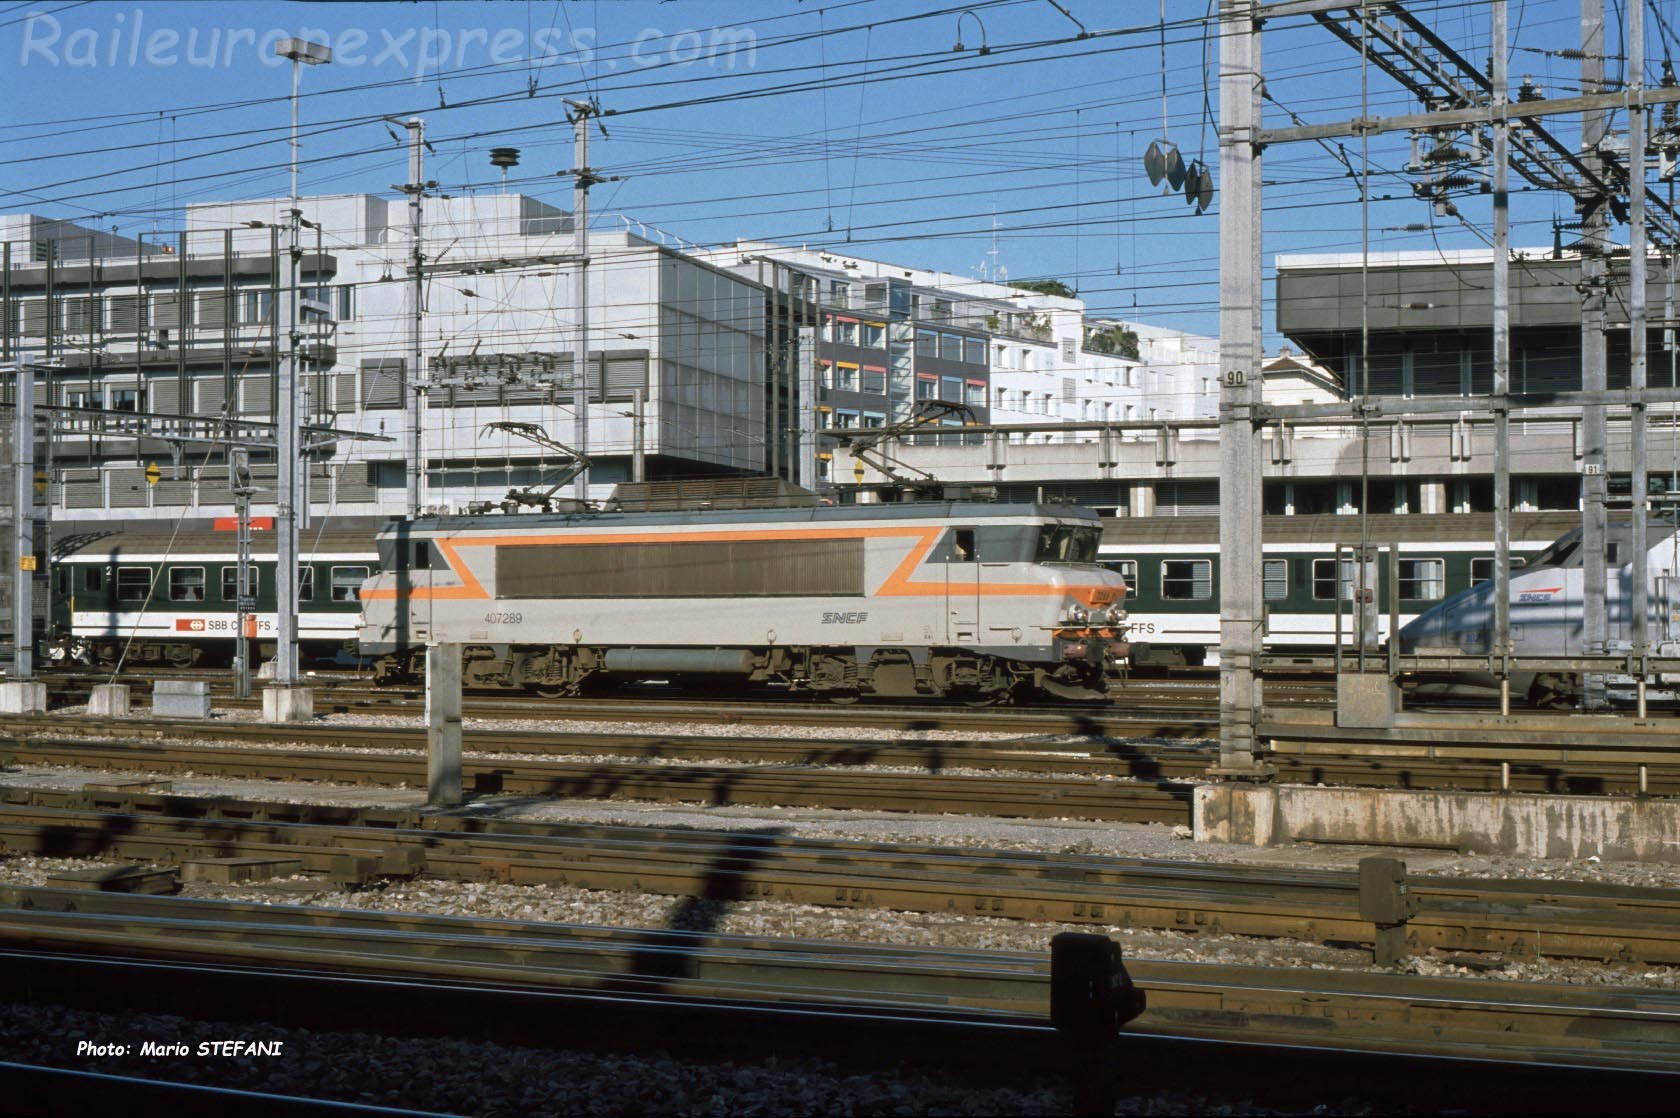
331, 565, 370, 602
221, 566, 259, 602
297, 566, 316, 603
1312, 558, 1355, 601
1161, 559, 1212, 601
1398, 558, 1445, 600
53, 568, 68, 595
85, 567, 103, 592
116, 566, 152, 603
1262, 558, 1290, 602
169, 567, 206, 603
1104, 560, 1137, 594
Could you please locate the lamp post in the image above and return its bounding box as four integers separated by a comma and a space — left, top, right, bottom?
268, 36, 330, 722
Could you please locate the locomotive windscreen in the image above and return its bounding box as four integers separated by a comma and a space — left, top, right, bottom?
494, 537, 865, 598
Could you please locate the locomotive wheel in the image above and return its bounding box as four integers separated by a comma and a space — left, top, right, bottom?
826, 690, 861, 705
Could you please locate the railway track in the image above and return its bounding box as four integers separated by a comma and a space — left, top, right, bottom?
2, 884, 1676, 1084
0, 732, 1193, 824
4, 791, 1678, 966
4, 711, 1678, 798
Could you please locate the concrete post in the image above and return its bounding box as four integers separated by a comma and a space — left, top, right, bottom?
1418, 480, 1447, 515
1215, 0, 1268, 775
1128, 482, 1156, 518
426, 642, 463, 806
1580, 0, 1610, 709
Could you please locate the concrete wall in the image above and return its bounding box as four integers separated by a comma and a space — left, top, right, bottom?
1195, 783, 1680, 862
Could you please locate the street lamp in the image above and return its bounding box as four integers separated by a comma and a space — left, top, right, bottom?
267, 37, 330, 722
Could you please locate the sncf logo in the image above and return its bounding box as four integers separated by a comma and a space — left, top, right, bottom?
1517, 586, 1562, 604
822, 611, 869, 625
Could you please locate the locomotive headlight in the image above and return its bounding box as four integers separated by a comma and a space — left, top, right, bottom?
1061, 604, 1089, 625
1105, 606, 1126, 626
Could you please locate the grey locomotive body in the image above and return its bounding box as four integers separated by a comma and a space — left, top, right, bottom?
358, 500, 1128, 702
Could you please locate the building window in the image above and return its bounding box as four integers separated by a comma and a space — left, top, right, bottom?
941, 333, 963, 361
836, 364, 858, 392
965, 382, 985, 407
915, 329, 938, 357
110, 387, 139, 412
1061, 338, 1076, 362
940, 376, 963, 403
837, 320, 859, 346
915, 377, 937, 401
1398, 558, 1445, 601
819, 361, 834, 388
834, 409, 858, 428
831, 280, 852, 308
861, 367, 886, 394
861, 411, 885, 428
821, 316, 834, 343
863, 322, 885, 348
1262, 558, 1289, 601
240, 290, 273, 326
116, 566, 152, 603
994, 387, 1008, 410
1311, 558, 1355, 601
297, 566, 315, 603
965, 338, 986, 365
221, 565, 258, 602
336, 285, 356, 321
169, 566, 206, 602
331, 565, 369, 602
931, 298, 952, 321
1161, 559, 1212, 601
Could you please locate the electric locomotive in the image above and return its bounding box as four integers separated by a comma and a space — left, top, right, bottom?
358, 484, 1128, 703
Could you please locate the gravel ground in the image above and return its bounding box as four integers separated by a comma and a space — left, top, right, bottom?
2, 852, 1674, 990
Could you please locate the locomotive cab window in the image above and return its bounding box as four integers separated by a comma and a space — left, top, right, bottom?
1262, 558, 1289, 602
1398, 558, 1445, 601
1162, 559, 1213, 601
951, 529, 977, 562
169, 566, 206, 602
297, 566, 315, 603
116, 566, 152, 603
1470, 556, 1526, 585
331, 565, 370, 602
1035, 526, 1101, 564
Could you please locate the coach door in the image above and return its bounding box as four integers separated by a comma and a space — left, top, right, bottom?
946, 527, 980, 643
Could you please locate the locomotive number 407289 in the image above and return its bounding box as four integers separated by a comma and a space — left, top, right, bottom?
483, 612, 524, 624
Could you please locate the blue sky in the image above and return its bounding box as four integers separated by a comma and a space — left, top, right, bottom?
0, 1, 1659, 339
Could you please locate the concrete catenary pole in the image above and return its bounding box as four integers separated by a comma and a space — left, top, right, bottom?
1580, 0, 1610, 709
1630, 0, 1652, 716
1492, 0, 1514, 714
1216, 0, 1266, 774
569, 102, 595, 502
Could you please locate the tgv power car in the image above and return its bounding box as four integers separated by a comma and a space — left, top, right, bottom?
1397, 516, 1680, 706
358, 492, 1128, 703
